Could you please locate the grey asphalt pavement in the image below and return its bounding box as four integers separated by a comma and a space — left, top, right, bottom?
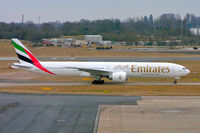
0, 93, 141, 133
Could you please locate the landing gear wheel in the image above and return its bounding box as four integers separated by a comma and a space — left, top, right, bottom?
174, 80, 177, 84
92, 80, 104, 84
92, 80, 96, 84
100, 80, 104, 84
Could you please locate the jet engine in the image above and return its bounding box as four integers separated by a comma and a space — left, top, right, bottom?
109, 72, 127, 82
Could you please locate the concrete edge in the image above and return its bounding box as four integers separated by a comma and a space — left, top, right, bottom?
93, 105, 101, 133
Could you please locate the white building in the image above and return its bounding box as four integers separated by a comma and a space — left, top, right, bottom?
190, 28, 200, 36
100, 41, 112, 45
84, 35, 102, 43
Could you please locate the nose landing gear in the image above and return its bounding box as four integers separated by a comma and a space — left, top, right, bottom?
173, 77, 179, 84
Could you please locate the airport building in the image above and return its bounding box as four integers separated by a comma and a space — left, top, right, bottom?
190, 28, 200, 36
84, 35, 102, 43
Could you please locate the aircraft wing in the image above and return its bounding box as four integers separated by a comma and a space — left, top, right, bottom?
66, 66, 112, 76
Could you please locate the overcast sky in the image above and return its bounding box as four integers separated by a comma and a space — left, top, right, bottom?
0, 0, 200, 23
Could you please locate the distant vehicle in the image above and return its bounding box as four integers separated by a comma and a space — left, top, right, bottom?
194, 47, 199, 50
10, 39, 190, 84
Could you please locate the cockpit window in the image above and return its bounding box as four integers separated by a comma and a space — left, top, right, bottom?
183, 68, 187, 70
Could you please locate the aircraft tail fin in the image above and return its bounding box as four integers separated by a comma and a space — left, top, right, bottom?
11, 38, 39, 65
11, 38, 55, 75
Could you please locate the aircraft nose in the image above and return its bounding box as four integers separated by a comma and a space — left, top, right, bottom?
185, 69, 190, 75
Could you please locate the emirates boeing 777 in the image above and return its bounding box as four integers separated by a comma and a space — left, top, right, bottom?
10, 38, 190, 84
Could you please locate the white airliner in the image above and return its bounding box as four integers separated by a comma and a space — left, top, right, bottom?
10, 38, 190, 84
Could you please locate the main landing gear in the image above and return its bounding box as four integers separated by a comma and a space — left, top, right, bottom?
92, 75, 105, 84
92, 80, 104, 84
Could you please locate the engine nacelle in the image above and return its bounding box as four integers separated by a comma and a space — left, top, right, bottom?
110, 72, 127, 82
